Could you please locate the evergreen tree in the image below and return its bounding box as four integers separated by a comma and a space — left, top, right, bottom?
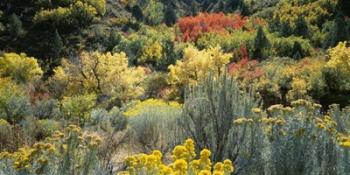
50, 30, 64, 65
164, 6, 177, 26
337, 0, 350, 16
280, 21, 292, 37
294, 16, 309, 38
332, 12, 349, 46
132, 5, 144, 21
270, 14, 281, 32
189, 1, 199, 16
107, 30, 121, 51
292, 41, 303, 60
253, 26, 270, 60
8, 13, 24, 38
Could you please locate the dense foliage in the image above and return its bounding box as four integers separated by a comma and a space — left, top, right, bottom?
1, 0, 350, 174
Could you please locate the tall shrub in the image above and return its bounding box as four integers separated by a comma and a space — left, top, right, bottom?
180, 74, 263, 173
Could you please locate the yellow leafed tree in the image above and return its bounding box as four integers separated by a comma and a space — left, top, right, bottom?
326, 42, 350, 76
168, 46, 231, 86
0, 53, 43, 83
51, 51, 145, 102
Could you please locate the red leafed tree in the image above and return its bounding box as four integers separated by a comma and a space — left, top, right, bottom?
228, 46, 264, 82
176, 13, 248, 42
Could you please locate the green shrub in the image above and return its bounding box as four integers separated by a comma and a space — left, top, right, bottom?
127, 99, 183, 152
61, 94, 96, 125
0, 119, 13, 151
269, 35, 315, 58
34, 119, 61, 139
33, 99, 61, 120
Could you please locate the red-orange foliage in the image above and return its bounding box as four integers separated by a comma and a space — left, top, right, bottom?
228, 57, 264, 82
232, 46, 250, 60
177, 13, 248, 42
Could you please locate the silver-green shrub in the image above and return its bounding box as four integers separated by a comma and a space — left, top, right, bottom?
33, 99, 61, 120
128, 102, 183, 153
180, 74, 264, 173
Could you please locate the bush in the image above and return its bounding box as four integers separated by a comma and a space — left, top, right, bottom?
127, 99, 182, 152
112, 26, 175, 69
88, 107, 128, 170
33, 99, 61, 120
269, 35, 315, 58
0, 119, 13, 151
33, 0, 105, 30
253, 100, 350, 175
61, 94, 96, 125
142, 72, 169, 98
176, 13, 247, 42
89, 108, 127, 133
0, 125, 110, 175
180, 74, 264, 174
0, 53, 43, 84
0, 78, 32, 123
34, 119, 61, 140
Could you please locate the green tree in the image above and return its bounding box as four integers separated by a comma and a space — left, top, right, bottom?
144, 0, 165, 25
253, 26, 269, 60
164, 5, 177, 26
292, 41, 304, 59
332, 12, 349, 46
280, 21, 292, 37
50, 30, 64, 65
294, 16, 309, 38
8, 13, 24, 38
131, 5, 144, 21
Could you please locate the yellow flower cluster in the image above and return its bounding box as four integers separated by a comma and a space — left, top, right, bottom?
65, 124, 82, 133
85, 133, 103, 148
337, 134, 350, 148
123, 98, 182, 117
233, 118, 254, 125
315, 115, 337, 134
125, 150, 165, 174
290, 99, 313, 108
0, 119, 9, 126
0, 142, 57, 171
0, 125, 104, 172
251, 108, 262, 114
313, 115, 350, 148
267, 104, 293, 113
261, 117, 286, 126
121, 139, 235, 175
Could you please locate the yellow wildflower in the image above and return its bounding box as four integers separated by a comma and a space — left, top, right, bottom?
200, 149, 211, 159
214, 162, 224, 171
174, 159, 188, 172
213, 171, 224, 175
252, 108, 262, 113
198, 170, 212, 175
118, 171, 131, 175
172, 145, 189, 160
